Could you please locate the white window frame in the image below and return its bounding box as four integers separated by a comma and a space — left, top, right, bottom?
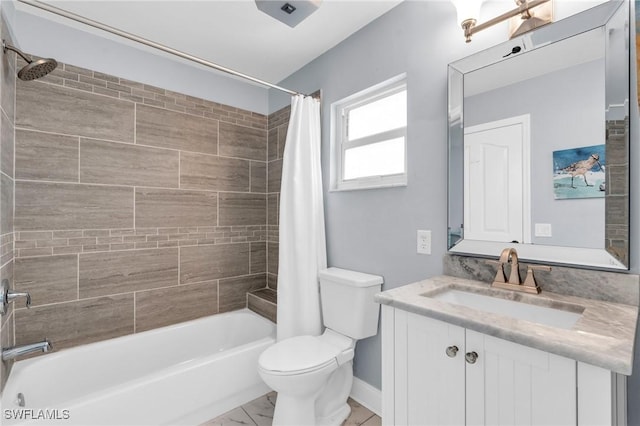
330, 74, 407, 191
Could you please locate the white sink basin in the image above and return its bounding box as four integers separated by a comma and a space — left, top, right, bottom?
431, 289, 582, 329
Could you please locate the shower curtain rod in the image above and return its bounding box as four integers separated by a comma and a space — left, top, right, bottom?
17, 0, 305, 97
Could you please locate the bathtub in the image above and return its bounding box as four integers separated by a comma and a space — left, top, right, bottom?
1, 309, 275, 425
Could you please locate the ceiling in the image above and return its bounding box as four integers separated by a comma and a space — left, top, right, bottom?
18, 0, 404, 84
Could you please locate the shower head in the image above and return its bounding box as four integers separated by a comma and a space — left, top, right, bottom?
2, 40, 57, 81
17, 57, 58, 81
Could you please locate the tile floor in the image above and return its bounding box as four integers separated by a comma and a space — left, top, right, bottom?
201, 392, 381, 426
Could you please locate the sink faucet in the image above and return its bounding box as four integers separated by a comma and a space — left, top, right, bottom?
490, 248, 551, 294
2, 340, 52, 361
500, 248, 521, 284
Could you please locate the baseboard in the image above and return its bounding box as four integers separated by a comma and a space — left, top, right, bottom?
350, 377, 382, 417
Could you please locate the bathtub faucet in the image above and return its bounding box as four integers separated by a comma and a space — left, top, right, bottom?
1, 278, 32, 315
2, 340, 52, 361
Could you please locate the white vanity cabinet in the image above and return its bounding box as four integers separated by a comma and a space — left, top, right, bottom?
381, 306, 627, 426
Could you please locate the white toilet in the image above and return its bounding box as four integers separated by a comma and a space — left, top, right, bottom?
258, 267, 383, 426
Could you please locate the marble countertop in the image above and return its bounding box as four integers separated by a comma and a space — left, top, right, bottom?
374, 275, 638, 375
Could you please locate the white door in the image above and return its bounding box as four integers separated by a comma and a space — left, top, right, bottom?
464, 115, 530, 243
406, 313, 465, 426
465, 330, 576, 426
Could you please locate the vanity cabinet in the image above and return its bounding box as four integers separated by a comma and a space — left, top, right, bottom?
381, 306, 627, 426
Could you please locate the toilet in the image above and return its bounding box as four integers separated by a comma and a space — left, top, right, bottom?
258, 267, 383, 426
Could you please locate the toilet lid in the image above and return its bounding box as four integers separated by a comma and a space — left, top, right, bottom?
259, 336, 340, 374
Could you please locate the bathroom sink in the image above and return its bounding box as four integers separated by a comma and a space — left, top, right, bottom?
430, 289, 582, 329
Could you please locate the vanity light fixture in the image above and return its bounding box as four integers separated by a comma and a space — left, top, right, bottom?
452, 0, 552, 43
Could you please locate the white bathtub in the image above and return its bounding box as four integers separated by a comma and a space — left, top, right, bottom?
1, 309, 275, 425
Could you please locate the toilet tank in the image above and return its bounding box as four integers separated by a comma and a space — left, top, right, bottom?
318, 267, 383, 340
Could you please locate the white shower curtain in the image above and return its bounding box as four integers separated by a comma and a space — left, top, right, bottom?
277, 94, 327, 341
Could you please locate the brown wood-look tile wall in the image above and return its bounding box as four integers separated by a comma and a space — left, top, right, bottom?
247, 289, 277, 323
180, 244, 251, 284
135, 104, 218, 154
250, 242, 267, 274
266, 104, 289, 291
15, 255, 78, 306
16, 80, 135, 142
0, 13, 16, 392
16, 130, 79, 182
219, 121, 267, 161
218, 193, 266, 226
219, 274, 267, 313
10, 60, 273, 356
135, 188, 218, 228
14, 295, 135, 351
1, 113, 14, 178
79, 248, 179, 298
135, 281, 218, 332
80, 138, 180, 188
180, 152, 251, 192
1, 173, 13, 235
15, 181, 134, 231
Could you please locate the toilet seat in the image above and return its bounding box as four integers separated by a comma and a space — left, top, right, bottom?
259, 333, 352, 376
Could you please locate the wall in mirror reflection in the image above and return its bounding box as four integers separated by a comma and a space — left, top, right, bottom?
463, 58, 604, 249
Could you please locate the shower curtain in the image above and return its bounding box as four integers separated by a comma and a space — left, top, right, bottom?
277, 94, 327, 341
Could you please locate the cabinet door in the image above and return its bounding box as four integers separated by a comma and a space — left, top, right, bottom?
465, 330, 576, 426
406, 313, 465, 426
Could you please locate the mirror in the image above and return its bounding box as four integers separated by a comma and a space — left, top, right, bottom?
448, 0, 629, 270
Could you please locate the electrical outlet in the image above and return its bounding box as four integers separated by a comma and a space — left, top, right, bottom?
417, 230, 431, 255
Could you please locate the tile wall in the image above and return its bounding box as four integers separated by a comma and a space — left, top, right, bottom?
0, 12, 16, 391
266, 103, 290, 289
10, 59, 275, 355
605, 118, 629, 266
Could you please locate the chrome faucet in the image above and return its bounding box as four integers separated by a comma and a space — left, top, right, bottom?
1, 279, 31, 315
2, 340, 52, 361
489, 248, 551, 294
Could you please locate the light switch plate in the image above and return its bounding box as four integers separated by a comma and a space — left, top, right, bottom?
417, 230, 431, 254
535, 223, 552, 237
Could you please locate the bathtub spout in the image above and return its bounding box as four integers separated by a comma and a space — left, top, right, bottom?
2, 340, 52, 361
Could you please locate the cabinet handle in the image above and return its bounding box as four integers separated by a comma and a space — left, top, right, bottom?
465, 351, 478, 364
445, 345, 459, 358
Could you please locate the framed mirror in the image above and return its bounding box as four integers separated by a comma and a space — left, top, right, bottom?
448, 0, 629, 270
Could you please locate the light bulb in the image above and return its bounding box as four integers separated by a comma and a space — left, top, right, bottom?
451, 0, 485, 27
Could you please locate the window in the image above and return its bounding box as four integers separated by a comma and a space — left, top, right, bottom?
331, 75, 407, 191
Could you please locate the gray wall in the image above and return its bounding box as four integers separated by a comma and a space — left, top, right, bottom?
269, 1, 640, 421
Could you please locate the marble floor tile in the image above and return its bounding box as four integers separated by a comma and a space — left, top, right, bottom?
343, 398, 376, 426
242, 392, 276, 426
201, 407, 256, 426
205, 393, 381, 426
361, 414, 382, 426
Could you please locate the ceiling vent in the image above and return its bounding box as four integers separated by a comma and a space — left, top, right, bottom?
255, 0, 322, 28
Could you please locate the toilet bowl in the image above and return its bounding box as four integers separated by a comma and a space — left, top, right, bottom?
258, 330, 354, 425
258, 267, 383, 426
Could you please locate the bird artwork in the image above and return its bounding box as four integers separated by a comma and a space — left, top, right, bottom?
552, 144, 606, 200
560, 153, 604, 188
